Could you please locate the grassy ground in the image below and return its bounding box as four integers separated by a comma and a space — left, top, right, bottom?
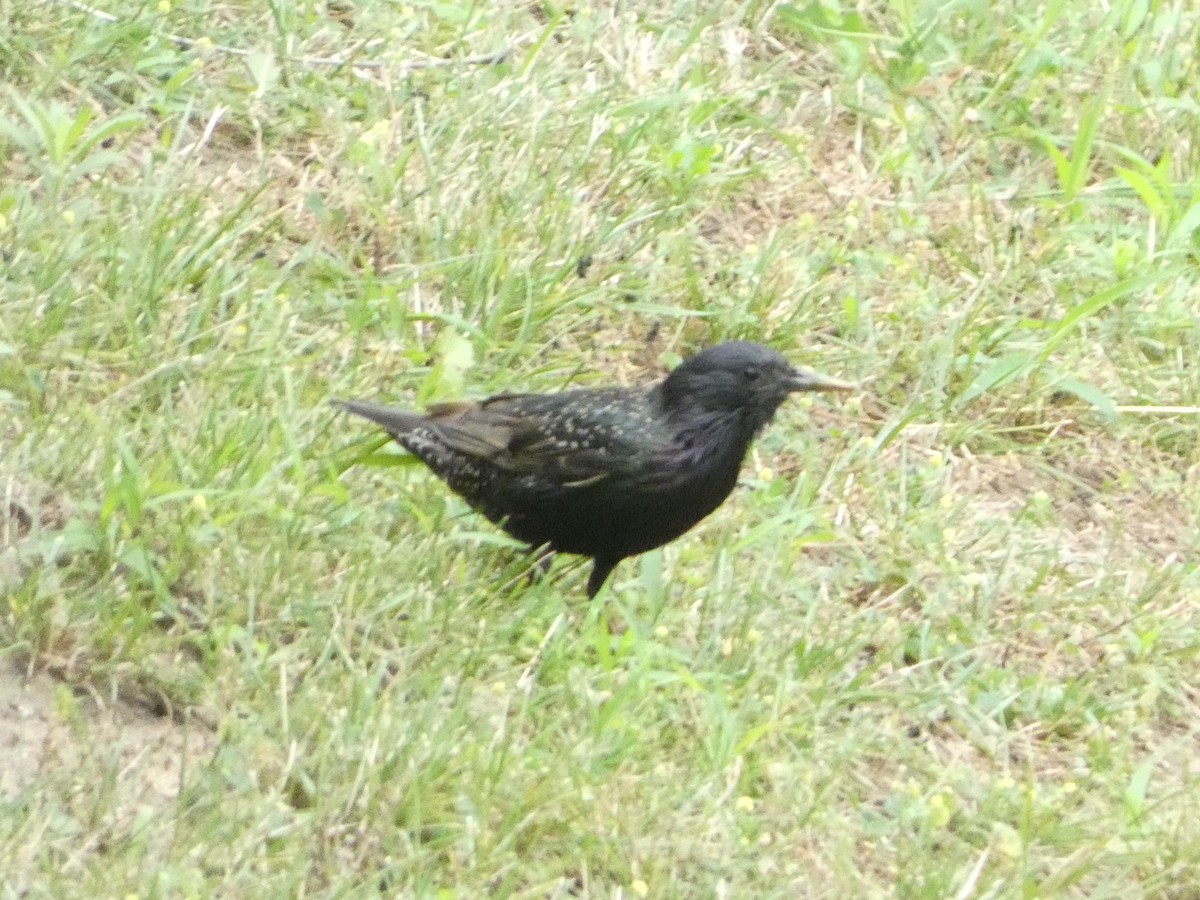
2, 0, 1199, 895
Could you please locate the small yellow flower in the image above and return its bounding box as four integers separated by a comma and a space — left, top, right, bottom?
654, 625, 669, 639
0, 212, 7, 229
1063, 781, 1078, 794
736, 795, 755, 812
929, 793, 951, 828
491, 681, 506, 694
630, 880, 649, 898
994, 822, 1022, 858
157, 0, 170, 12
191, 493, 208, 514
61, 209, 76, 225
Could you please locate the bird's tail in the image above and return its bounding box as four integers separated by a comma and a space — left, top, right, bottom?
331, 399, 427, 435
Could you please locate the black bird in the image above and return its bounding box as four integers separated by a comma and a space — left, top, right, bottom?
335, 341, 854, 597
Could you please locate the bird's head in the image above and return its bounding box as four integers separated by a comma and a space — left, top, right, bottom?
659, 341, 854, 432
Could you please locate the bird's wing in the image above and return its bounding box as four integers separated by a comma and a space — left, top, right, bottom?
422, 400, 521, 458
499, 394, 672, 487
426, 391, 671, 489
503, 430, 627, 485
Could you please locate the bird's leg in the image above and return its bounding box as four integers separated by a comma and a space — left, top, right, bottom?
586, 557, 619, 598
527, 543, 556, 585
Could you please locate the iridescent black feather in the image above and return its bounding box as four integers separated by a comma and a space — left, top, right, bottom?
336, 341, 853, 596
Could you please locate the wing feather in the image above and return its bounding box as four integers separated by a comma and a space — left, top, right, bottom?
371, 388, 677, 491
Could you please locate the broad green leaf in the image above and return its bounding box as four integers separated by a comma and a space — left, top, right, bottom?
1115, 165, 1169, 224
1052, 377, 1117, 420
418, 328, 476, 404
956, 353, 1034, 408
1042, 274, 1163, 359
245, 49, 280, 98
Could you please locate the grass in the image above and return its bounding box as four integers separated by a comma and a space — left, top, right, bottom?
2, 0, 1199, 895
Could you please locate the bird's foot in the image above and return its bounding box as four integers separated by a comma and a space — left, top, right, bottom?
527, 544, 556, 585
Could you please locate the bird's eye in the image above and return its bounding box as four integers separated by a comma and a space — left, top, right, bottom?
743, 365, 761, 381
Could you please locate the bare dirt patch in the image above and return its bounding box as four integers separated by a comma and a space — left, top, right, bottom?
1, 473, 72, 591
865, 425, 1194, 571
948, 439, 1192, 572
2, 474, 218, 805
0, 660, 217, 801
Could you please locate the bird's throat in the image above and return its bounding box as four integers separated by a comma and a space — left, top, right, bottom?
674, 408, 760, 470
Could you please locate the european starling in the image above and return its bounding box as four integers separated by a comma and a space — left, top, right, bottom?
335, 341, 853, 597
